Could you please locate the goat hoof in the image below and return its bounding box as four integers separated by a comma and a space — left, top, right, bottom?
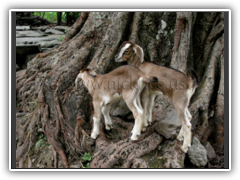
180, 144, 191, 153
105, 124, 112, 130
180, 146, 188, 153
141, 127, 146, 132
131, 135, 138, 141
91, 132, 98, 139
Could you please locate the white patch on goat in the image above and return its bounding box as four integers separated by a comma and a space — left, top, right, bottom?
185, 108, 192, 121
91, 117, 100, 139
103, 93, 121, 105
102, 95, 111, 105
113, 92, 121, 99
101, 104, 112, 130
133, 77, 144, 115
186, 88, 194, 105
118, 43, 131, 58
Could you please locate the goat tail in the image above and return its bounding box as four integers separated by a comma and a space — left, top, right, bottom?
143, 76, 158, 84
186, 68, 198, 89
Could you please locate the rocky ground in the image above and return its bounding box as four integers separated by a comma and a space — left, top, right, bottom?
16, 25, 71, 70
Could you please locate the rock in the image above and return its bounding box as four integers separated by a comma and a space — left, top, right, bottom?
38, 39, 62, 48
54, 26, 71, 33
16, 26, 30, 31
187, 136, 208, 167
31, 26, 50, 32
16, 36, 63, 45
111, 100, 131, 117
16, 30, 43, 38
15, 24, 68, 71
203, 141, 216, 160
44, 28, 65, 35
155, 110, 181, 139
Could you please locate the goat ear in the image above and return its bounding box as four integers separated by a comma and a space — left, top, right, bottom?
133, 45, 144, 63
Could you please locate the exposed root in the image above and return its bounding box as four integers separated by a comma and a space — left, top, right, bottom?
90, 125, 162, 168
51, 145, 58, 168
74, 117, 92, 154
37, 75, 71, 168
62, 12, 89, 45
214, 51, 224, 150
16, 132, 30, 162
40, 104, 69, 168
27, 155, 32, 168
16, 69, 26, 84
23, 70, 39, 86
36, 48, 59, 59
62, 85, 74, 104
194, 110, 209, 141
172, 19, 185, 52
18, 158, 24, 168
74, 118, 83, 145
45, 124, 69, 168
129, 12, 143, 42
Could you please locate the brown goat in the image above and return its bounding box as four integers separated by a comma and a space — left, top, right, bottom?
75, 65, 158, 140
115, 41, 198, 153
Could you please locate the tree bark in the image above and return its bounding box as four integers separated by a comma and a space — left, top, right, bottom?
16, 11, 226, 168
57, 12, 62, 26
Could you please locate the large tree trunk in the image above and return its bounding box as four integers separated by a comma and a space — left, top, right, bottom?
16, 12, 225, 168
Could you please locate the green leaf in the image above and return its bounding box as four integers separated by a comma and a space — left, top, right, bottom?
35, 138, 44, 149
39, 134, 44, 139
82, 152, 92, 161
83, 162, 90, 168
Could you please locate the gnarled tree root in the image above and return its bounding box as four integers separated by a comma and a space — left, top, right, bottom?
90, 122, 163, 168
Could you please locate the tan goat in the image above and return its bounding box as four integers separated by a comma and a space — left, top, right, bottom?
75, 65, 158, 140
115, 41, 198, 153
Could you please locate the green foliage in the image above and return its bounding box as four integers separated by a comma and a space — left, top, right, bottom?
83, 162, 90, 168
82, 152, 92, 161
38, 133, 44, 140
60, 36, 64, 41
33, 12, 80, 23
35, 133, 50, 151
82, 152, 92, 168
34, 12, 57, 22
